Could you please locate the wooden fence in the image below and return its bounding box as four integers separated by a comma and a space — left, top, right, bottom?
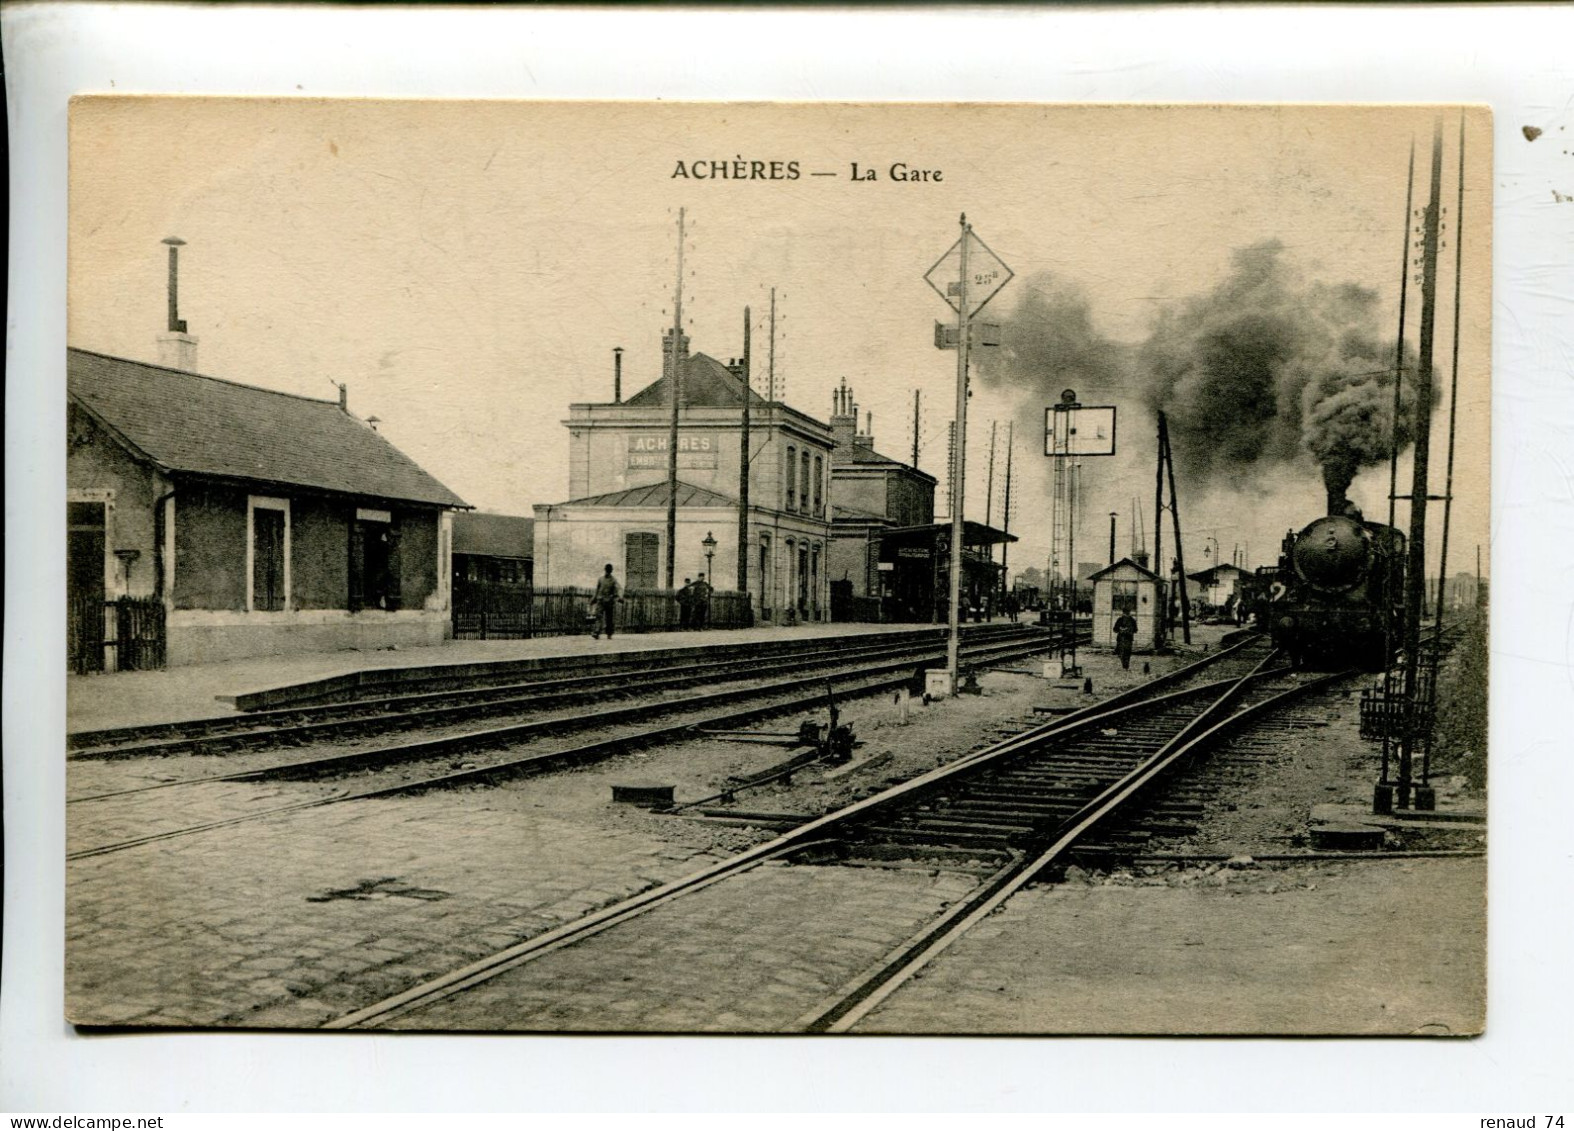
68, 595, 166, 673
453, 583, 753, 640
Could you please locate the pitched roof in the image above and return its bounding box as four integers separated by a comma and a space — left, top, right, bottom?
556, 480, 737, 509
1087, 556, 1162, 583
1188, 563, 1247, 583
622, 352, 769, 410
454, 512, 534, 558
68, 348, 467, 508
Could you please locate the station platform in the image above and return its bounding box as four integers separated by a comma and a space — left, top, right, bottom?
66, 620, 961, 736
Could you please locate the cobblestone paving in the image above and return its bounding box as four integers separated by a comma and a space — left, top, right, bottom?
382, 862, 980, 1032
66, 784, 761, 1028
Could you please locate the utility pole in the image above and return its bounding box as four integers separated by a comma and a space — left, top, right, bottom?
1109, 512, 1118, 566
1376, 138, 1419, 816
1419, 112, 1469, 811
1397, 117, 1444, 812
912, 389, 921, 468
1387, 139, 1418, 532
986, 421, 997, 531
737, 305, 751, 596
1001, 421, 1013, 600
1155, 412, 1191, 644
665, 208, 686, 589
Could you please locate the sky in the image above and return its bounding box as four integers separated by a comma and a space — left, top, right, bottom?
68, 99, 1492, 581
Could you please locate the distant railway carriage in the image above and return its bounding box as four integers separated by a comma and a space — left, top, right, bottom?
1267, 511, 1405, 671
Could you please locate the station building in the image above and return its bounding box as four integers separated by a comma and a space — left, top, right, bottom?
823, 381, 1012, 623
531, 332, 834, 622
67, 347, 468, 669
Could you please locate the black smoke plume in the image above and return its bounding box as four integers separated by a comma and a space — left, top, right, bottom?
971, 272, 1131, 413
1138, 241, 1426, 513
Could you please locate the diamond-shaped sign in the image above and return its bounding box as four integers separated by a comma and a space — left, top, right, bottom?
925, 229, 1014, 318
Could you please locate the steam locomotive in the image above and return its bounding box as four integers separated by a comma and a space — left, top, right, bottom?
1263, 505, 1406, 671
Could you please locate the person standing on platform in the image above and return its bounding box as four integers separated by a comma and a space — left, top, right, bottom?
592, 563, 621, 640
691, 575, 712, 630
677, 578, 695, 630
1113, 608, 1138, 671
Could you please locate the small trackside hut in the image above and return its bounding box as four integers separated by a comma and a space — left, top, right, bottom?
1089, 557, 1165, 652
67, 348, 468, 669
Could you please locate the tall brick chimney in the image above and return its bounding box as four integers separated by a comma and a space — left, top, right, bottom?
829, 378, 858, 451
662, 328, 690, 387
156, 237, 198, 371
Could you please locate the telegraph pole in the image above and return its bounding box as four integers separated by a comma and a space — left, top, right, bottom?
1398, 118, 1444, 811
1001, 421, 1013, 601
665, 207, 686, 589
1419, 112, 1469, 810
912, 389, 921, 468
737, 305, 751, 596
986, 421, 997, 530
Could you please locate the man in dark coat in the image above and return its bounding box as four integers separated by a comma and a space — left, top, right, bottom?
677, 578, 694, 629
1113, 608, 1138, 670
691, 576, 712, 629
592, 563, 621, 640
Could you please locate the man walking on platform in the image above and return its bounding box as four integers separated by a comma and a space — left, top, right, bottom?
592, 563, 621, 640
1113, 608, 1138, 671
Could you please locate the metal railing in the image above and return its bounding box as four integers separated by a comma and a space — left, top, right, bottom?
454, 584, 753, 640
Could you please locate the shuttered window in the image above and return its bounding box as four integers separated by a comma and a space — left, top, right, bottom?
625, 532, 659, 590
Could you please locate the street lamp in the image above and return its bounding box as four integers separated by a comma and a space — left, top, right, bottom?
702, 531, 717, 583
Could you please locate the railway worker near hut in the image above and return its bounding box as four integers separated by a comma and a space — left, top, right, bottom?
1113, 609, 1138, 671
592, 563, 622, 640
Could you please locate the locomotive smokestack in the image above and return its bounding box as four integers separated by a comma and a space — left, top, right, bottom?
1323, 451, 1360, 517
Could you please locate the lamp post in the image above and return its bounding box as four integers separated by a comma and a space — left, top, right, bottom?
702, 531, 717, 583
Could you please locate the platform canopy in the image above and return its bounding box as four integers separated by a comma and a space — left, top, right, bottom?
883, 520, 1018, 549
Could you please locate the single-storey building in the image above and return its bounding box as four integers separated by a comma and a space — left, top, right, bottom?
67, 347, 469, 669
1089, 557, 1165, 651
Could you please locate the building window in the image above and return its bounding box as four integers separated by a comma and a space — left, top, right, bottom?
349, 507, 400, 612
759, 533, 772, 615
625, 531, 659, 590
797, 542, 810, 615
248, 496, 290, 612
800, 451, 811, 515
785, 446, 797, 510
813, 455, 824, 515
810, 544, 820, 616
1112, 580, 1139, 613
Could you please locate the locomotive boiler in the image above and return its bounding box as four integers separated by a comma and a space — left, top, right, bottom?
1266, 503, 1406, 671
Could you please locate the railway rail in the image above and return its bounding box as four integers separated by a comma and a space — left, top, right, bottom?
321, 632, 1359, 1032
67, 626, 1070, 860
68, 623, 1049, 759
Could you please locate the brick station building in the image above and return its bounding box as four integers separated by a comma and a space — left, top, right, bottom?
67, 347, 468, 669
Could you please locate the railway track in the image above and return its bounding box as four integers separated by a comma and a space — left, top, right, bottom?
68, 623, 1045, 759
321, 633, 1357, 1032
66, 627, 1068, 860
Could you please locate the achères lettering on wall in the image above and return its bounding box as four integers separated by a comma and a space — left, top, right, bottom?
628, 434, 719, 469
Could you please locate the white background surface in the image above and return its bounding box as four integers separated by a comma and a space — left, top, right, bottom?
5, 3, 1572, 1114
